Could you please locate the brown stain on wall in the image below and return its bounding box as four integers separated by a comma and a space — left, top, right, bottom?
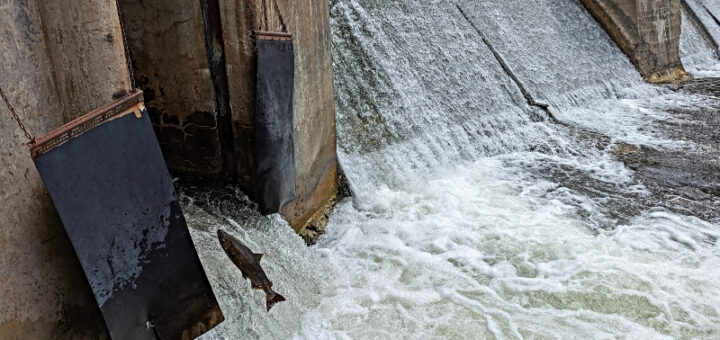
218, 0, 261, 197
283, 162, 339, 233
118, 0, 338, 230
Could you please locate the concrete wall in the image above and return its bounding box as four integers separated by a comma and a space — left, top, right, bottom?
581, 0, 691, 82
0, 0, 132, 337
38, 0, 132, 121
118, 0, 227, 177
279, 0, 338, 231
120, 0, 339, 231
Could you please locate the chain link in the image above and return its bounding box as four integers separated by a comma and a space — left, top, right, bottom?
114, 0, 136, 91
0, 87, 33, 142
2, 1, 133, 144
271, 0, 287, 33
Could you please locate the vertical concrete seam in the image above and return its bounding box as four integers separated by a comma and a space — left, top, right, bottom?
200, 0, 237, 180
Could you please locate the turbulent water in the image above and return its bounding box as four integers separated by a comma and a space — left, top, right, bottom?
681, 6, 720, 77
192, 1, 720, 338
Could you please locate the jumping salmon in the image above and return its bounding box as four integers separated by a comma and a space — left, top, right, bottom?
217, 229, 286, 311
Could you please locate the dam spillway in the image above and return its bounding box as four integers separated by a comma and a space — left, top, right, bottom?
2, 0, 719, 337
181, 0, 720, 339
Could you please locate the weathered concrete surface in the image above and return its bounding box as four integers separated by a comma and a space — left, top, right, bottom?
118, 0, 225, 177
0, 0, 111, 338
220, 0, 339, 231
37, 0, 132, 121
581, 0, 691, 82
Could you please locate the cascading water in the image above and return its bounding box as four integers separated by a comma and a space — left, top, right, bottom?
680, 6, 720, 77
193, 1, 720, 338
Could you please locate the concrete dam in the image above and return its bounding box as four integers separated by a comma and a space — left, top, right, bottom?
1, 0, 720, 338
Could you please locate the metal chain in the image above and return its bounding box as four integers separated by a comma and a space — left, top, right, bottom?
0, 87, 33, 142
1, 2, 134, 144
271, 0, 287, 33
114, 0, 136, 91
245, 1, 259, 32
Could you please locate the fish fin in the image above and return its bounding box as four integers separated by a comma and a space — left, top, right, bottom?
254, 253, 263, 262
266, 292, 286, 312
251, 282, 263, 290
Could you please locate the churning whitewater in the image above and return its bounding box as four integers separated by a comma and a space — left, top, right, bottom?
189, 0, 720, 338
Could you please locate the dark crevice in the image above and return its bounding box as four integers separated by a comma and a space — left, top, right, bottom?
703, 3, 720, 28
200, 0, 237, 180
455, 3, 563, 125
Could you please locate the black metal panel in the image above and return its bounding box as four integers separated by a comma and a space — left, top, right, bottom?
255, 35, 297, 214
33, 104, 223, 339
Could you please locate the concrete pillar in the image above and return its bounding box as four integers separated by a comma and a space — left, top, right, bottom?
1, 0, 132, 337
581, 0, 692, 83
219, 0, 339, 232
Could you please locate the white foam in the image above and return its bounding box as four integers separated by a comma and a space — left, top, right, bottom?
291, 161, 720, 338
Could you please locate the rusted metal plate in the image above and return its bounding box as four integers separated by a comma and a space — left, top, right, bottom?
255, 30, 293, 41
255, 32, 297, 214
31, 91, 224, 339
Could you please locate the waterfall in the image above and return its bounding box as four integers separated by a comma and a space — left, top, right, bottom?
680, 6, 720, 77
193, 1, 720, 338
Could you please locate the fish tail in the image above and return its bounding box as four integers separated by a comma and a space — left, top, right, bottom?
266, 291, 286, 312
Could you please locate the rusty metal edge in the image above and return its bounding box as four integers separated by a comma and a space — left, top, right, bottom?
254, 30, 293, 41
28, 90, 144, 158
